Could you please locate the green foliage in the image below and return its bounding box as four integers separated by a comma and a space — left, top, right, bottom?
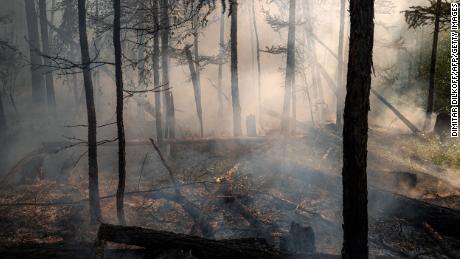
418, 32, 450, 113
403, 136, 460, 168
404, 0, 451, 30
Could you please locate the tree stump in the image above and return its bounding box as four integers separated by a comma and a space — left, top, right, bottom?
280, 222, 316, 255
434, 112, 450, 138
246, 115, 257, 137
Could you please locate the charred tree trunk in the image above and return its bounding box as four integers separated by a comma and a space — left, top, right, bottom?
24, 0, 46, 105
426, 0, 442, 129
97, 223, 280, 259
185, 46, 204, 137
251, 0, 261, 121
160, 0, 173, 139
336, 0, 346, 133
38, 0, 56, 109
217, 11, 225, 119
113, 0, 127, 225
230, 1, 242, 136
281, 0, 296, 134
0, 94, 5, 132
342, 0, 375, 258
152, 0, 163, 147
77, 0, 101, 223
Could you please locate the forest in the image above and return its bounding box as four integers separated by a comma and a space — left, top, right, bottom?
0, 0, 459, 258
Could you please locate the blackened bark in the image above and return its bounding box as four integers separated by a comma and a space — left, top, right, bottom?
251, 0, 261, 120
24, 0, 46, 104
113, 0, 127, 225
336, 0, 346, 133
426, 0, 442, 127
192, 13, 204, 137
342, 0, 375, 258
152, 0, 163, 147
160, 0, 173, 138
184, 46, 204, 137
38, 0, 56, 109
0, 94, 5, 131
281, 0, 296, 134
230, 1, 242, 136
77, 0, 101, 223
217, 11, 225, 118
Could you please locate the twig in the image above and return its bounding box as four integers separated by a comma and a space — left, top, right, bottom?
149, 138, 179, 194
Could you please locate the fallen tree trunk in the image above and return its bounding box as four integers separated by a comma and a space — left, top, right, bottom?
370, 89, 421, 134
368, 188, 460, 239
96, 223, 280, 259
96, 223, 339, 259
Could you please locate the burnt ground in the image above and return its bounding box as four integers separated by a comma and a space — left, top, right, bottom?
0, 127, 459, 258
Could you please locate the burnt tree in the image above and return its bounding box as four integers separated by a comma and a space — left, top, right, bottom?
184, 45, 204, 137
217, 10, 225, 118
152, 0, 163, 147
38, 0, 56, 109
230, 0, 242, 136
113, 0, 127, 225
281, 0, 296, 134
251, 0, 261, 120
77, 0, 101, 223
341, 0, 375, 258
426, 0, 442, 128
336, 0, 346, 133
160, 0, 174, 138
24, 0, 46, 104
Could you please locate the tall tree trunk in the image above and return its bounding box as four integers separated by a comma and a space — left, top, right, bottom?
193, 14, 204, 137
160, 0, 174, 139
77, 0, 101, 224
336, 0, 346, 133
291, 77, 296, 133
281, 0, 296, 134
24, 0, 46, 105
39, 0, 56, 109
152, 0, 163, 147
341, 0, 375, 258
250, 0, 261, 121
185, 46, 204, 137
113, 0, 127, 225
425, 0, 442, 129
217, 11, 225, 119
230, 1, 242, 136
137, 30, 146, 121
0, 94, 5, 132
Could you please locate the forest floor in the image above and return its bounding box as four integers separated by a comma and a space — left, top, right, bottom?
0, 126, 459, 258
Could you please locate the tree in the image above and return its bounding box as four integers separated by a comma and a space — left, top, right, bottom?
152, 0, 163, 147
113, 0, 127, 225
38, 0, 56, 109
185, 45, 204, 137
217, 10, 225, 119
160, 0, 175, 139
404, 0, 450, 128
230, 0, 242, 136
77, 0, 101, 224
250, 0, 261, 120
281, 0, 296, 134
336, 0, 346, 133
192, 10, 204, 137
341, 0, 375, 258
24, 0, 46, 105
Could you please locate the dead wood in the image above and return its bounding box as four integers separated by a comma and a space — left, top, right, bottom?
422, 222, 460, 259
96, 223, 339, 259
370, 89, 421, 134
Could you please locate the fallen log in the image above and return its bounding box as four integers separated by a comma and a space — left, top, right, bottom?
96, 223, 339, 259
370, 89, 421, 134
96, 223, 280, 259
368, 188, 460, 240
